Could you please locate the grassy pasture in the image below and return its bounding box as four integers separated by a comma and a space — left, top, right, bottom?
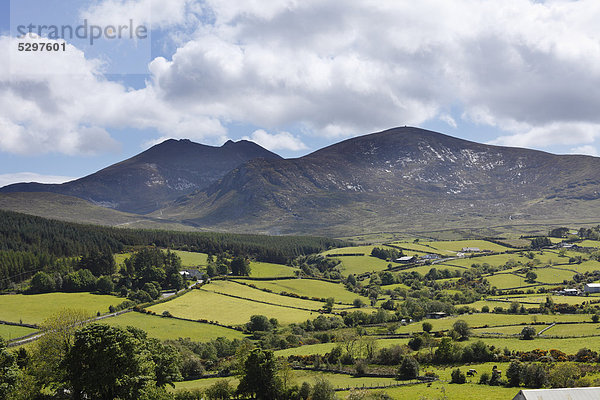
368, 382, 516, 400
399, 264, 466, 276
235, 279, 369, 304
275, 338, 410, 357
335, 255, 391, 275
249, 262, 299, 278
0, 293, 122, 325
0, 324, 37, 340
472, 325, 541, 336
147, 289, 318, 326
481, 336, 600, 353
485, 273, 528, 289
203, 280, 345, 311
390, 313, 592, 334
541, 322, 600, 337
443, 253, 522, 268
171, 250, 209, 267
425, 240, 512, 253
531, 267, 574, 284
172, 377, 240, 392
102, 311, 247, 341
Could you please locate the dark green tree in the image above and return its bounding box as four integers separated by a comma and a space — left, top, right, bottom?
521, 326, 536, 340
397, 356, 419, 380
237, 348, 281, 400
452, 320, 471, 341
230, 256, 251, 276
506, 361, 523, 387
0, 338, 20, 399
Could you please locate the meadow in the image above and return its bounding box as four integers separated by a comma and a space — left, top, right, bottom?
102, 311, 247, 341
235, 279, 369, 304
203, 280, 347, 311
147, 289, 318, 326
0, 324, 37, 341
0, 293, 123, 325
248, 261, 299, 278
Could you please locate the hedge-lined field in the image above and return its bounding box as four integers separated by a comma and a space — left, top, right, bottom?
0, 324, 37, 340
0, 293, 122, 325
147, 289, 318, 326
203, 280, 345, 311
103, 311, 247, 341
235, 279, 369, 304
248, 261, 299, 278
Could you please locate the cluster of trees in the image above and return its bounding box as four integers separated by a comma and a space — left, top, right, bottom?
0, 210, 348, 289
27, 248, 186, 302
292, 255, 341, 280
370, 247, 401, 261
205, 255, 251, 277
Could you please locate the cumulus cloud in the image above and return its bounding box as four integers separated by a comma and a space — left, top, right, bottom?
0, 173, 76, 187
5, 0, 600, 156
243, 130, 308, 152
145, 0, 600, 148
569, 145, 599, 157
79, 0, 195, 29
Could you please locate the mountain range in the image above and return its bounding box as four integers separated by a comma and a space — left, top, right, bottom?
2, 127, 600, 236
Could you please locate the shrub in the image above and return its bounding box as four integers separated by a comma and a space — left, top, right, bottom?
451, 368, 466, 384
521, 326, 536, 340
397, 356, 419, 380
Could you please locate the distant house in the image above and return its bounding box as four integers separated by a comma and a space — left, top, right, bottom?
461, 247, 481, 252
179, 269, 204, 281
426, 311, 447, 319
420, 254, 440, 261
395, 256, 415, 263
512, 387, 600, 400
585, 283, 600, 294
560, 288, 579, 296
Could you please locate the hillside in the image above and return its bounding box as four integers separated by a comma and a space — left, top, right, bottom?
0, 139, 282, 214
158, 127, 600, 235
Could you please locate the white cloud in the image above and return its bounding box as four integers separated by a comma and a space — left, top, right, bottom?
490, 122, 600, 149
5, 0, 600, 156
440, 114, 457, 129
79, 0, 194, 29
243, 130, 308, 152
147, 0, 600, 147
569, 145, 599, 157
0, 173, 76, 187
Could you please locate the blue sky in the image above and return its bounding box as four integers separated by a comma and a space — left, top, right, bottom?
1, 0, 600, 186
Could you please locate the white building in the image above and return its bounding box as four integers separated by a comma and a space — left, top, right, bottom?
584, 283, 600, 294
513, 387, 600, 400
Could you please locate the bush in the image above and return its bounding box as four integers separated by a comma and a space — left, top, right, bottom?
408, 335, 423, 351
506, 361, 522, 387
479, 372, 490, 385
521, 326, 536, 340
397, 356, 419, 380
451, 368, 466, 384
422, 322, 432, 332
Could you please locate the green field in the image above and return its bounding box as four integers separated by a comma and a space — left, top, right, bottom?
485, 273, 529, 289
392, 313, 592, 334
203, 280, 346, 311
248, 262, 299, 278
533, 267, 575, 284
0, 293, 123, 325
425, 240, 512, 253
472, 325, 541, 336
542, 322, 600, 337
235, 279, 369, 304
171, 250, 209, 267
367, 382, 517, 400
147, 289, 318, 326
102, 311, 247, 341
481, 336, 600, 353
0, 324, 38, 341
115, 250, 209, 269
275, 338, 410, 357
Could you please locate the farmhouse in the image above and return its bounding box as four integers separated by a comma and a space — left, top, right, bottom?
461, 247, 481, 252
512, 387, 600, 400
179, 269, 204, 281
426, 311, 447, 319
584, 283, 600, 294
395, 256, 415, 263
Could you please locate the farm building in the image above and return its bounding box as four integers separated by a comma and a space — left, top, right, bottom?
426, 311, 447, 319
584, 283, 600, 294
461, 247, 481, 252
512, 387, 600, 399
179, 269, 204, 281
395, 256, 415, 263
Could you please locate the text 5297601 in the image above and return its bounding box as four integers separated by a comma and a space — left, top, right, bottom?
18, 42, 66, 52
